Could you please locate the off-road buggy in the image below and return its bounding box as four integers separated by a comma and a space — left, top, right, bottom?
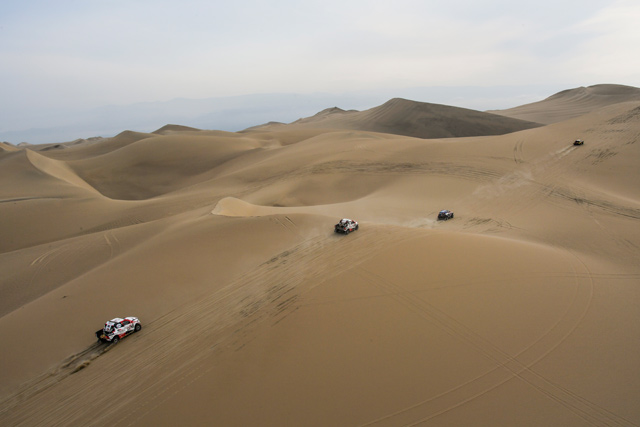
437, 210, 454, 220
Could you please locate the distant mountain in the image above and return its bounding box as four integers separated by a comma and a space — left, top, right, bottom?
488, 84, 640, 124
0, 85, 566, 145
6, 84, 638, 144
249, 98, 542, 139
0, 93, 388, 145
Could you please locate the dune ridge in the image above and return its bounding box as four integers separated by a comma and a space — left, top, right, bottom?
1, 86, 639, 426
0, 142, 18, 152
253, 97, 542, 138
24, 149, 98, 193
489, 84, 640, 124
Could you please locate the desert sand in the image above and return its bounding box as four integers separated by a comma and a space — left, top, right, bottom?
1, 84, 639, 426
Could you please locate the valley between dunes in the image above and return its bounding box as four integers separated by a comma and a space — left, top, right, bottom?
1, 85, 639, 426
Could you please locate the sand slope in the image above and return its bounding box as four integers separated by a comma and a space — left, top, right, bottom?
489, 84, 640, 124
0, 142, 18, 152
1, 90, 639, 426
252, 98, 542, 138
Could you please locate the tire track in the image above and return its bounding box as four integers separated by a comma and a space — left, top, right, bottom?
120, 224, 422, 426
356, 251, 633, 427
103, 230, 121, 259
27, 233, 117, 292
271, 215, 301, 238
0, 342, 112, 420
306, 160, 504, 183
0, 224, 421, 427
548, 187, 640, 220
513, 139, 525, 164
473, 143, 580, 218
463, 217, 520, 234
28, 242, 75, 290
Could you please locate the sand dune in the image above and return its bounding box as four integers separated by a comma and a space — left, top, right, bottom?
1, 87, 639, 426
252, 98, 542, 138
0, 142, 18, 152
489, 84, 640, 124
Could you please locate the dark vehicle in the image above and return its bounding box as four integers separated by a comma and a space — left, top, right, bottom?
335, 218, 359, 234
437, 210, 454, 220
574, 139, 584, 146
96, 317, 141, 343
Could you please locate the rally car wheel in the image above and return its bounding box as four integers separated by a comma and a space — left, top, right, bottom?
112, 336, 119, 344
134, 324, 141, 332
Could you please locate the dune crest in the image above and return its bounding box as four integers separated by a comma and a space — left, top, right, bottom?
152, 124, 202, 134
0, 142, 17, 152
211, 197, 263, 217
24, 149, 98, 193
252, 97, 541, 138
490, 84, 640, 124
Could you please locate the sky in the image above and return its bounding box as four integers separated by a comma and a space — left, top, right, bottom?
1, 0, 639, 141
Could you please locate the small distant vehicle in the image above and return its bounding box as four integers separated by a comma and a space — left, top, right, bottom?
335, 218, 359, 234
573, 139, 584, 146
96, 317, 141, 343
437, 210, 454, 220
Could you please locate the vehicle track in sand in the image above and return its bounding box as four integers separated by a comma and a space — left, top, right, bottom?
462, 217, 521, 234
119, 225, 426, 426
0, 223, 423, 427
22, 231, 124, 300
4, 219, 636, 426
27, 238, 95, 292
548, 186, 640, 220
513, 139, 525, 164
472, 143, 580, 218
355, 249, 635, 427
0, 342, 112, 419
103, 230, 121, 259
306, 160, 504, 183
270, 215, 302, 238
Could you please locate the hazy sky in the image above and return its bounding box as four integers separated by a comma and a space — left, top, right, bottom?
1, 0, 639, 114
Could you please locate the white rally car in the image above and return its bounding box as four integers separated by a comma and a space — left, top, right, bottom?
335, 218, 359, 234
95, 317, 141, 343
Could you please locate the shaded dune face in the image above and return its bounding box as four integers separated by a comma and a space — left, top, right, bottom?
1, 88, 640, 426
66, 135, 262, 200
258, 97, 542, 138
